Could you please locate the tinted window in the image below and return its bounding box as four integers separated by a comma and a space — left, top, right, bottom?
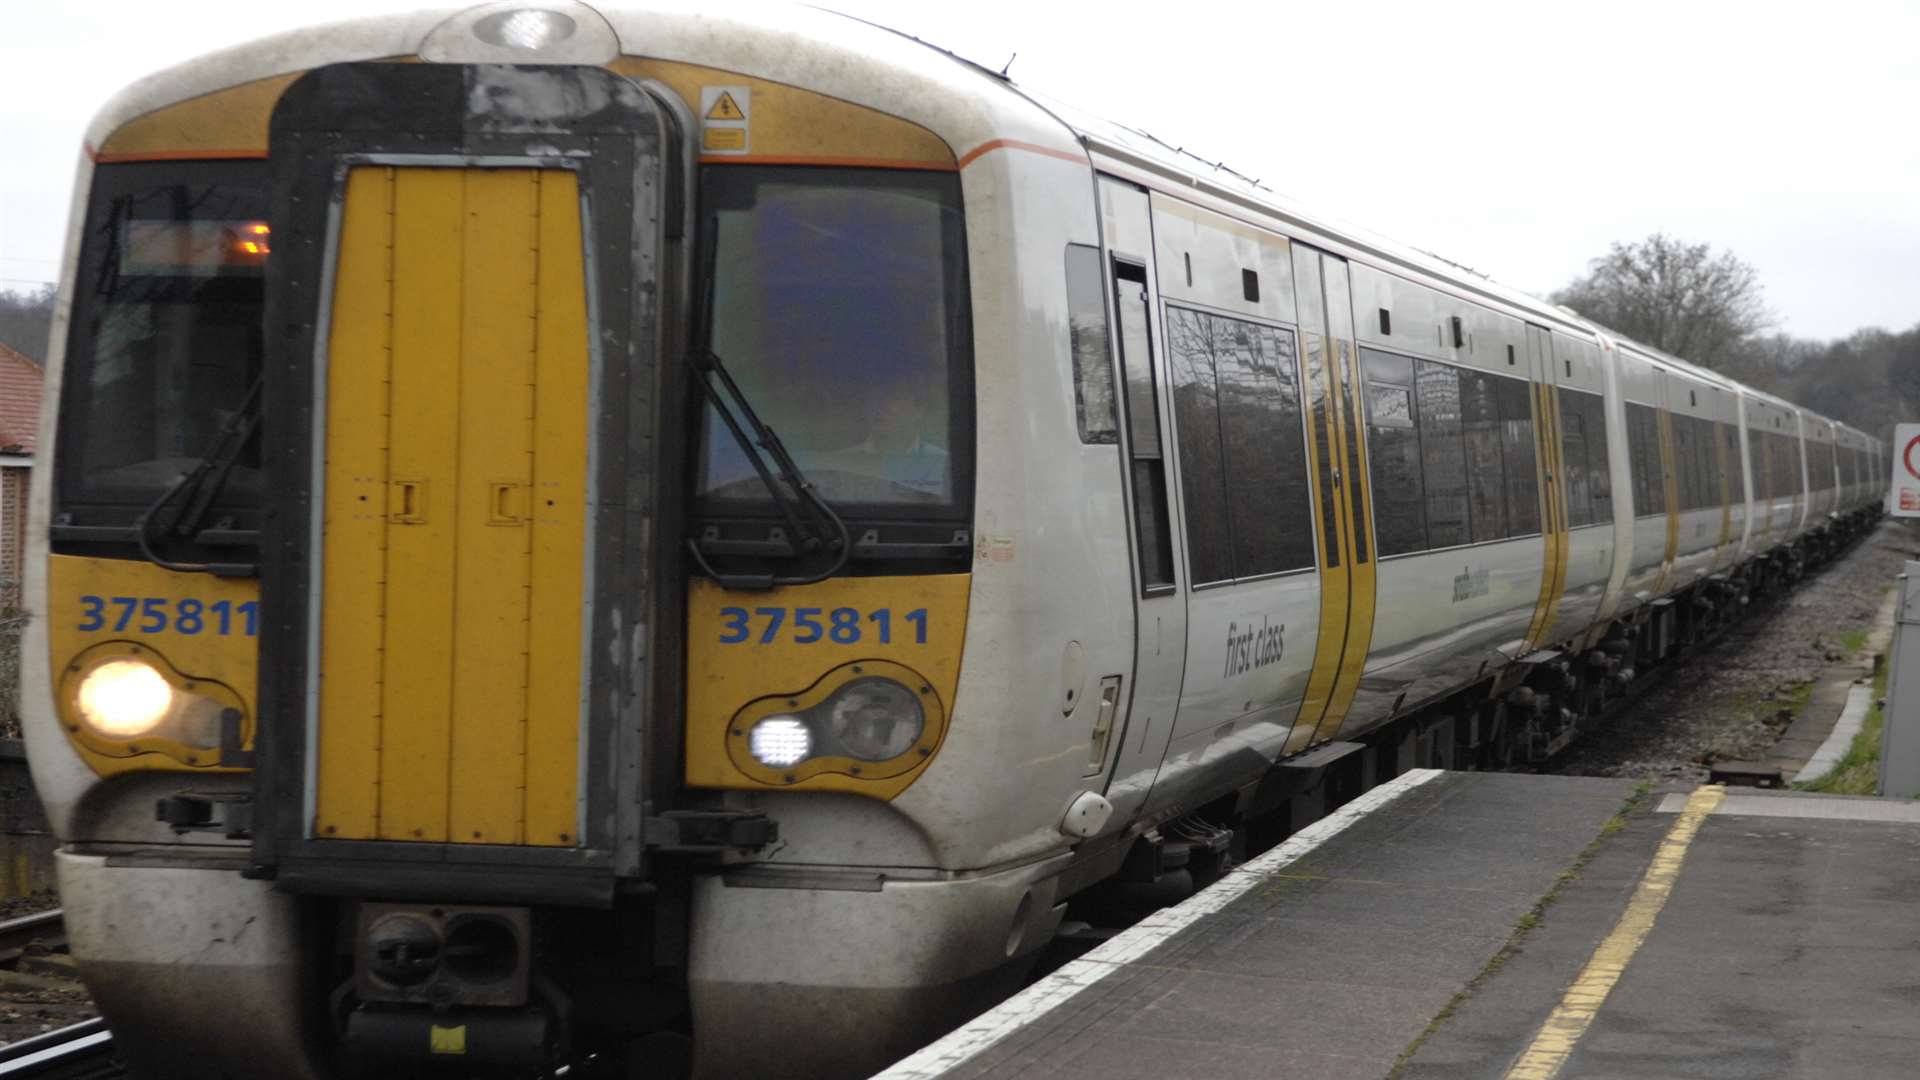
1725, 423, 1745, 507
1362, 348, 1425, 556
1114, 262, 1174, 593
1415, 359, 1470, 549
1626, 402, 1661, 517
1560, 390, 1593, 527
1499, 376, 1539, 536
1461, 369, 1507, 543
697, 167, 971, 513
1584, 393, 1613, 522
1166, 309, 1232, 584
1065, 244, 1117, 445
1166, 306, 1314, 581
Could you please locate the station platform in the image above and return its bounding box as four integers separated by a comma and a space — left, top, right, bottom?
875, 769, 1920, 1080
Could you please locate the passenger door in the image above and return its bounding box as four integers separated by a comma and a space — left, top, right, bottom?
1095, 178, 1186, 820
252, 62, 676, 902
1287, 247, 1379, 750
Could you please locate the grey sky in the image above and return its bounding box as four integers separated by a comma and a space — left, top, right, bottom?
3, 1, 1915, 341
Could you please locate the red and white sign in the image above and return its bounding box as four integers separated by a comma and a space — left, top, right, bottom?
1894, 423, 1920, 517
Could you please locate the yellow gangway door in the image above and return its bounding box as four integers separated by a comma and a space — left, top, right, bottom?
313, 165, 590, 847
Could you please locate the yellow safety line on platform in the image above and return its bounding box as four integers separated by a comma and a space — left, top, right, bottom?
1502, 784, 1725, 1080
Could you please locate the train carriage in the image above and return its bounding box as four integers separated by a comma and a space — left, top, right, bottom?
23, 3, 1885, 1078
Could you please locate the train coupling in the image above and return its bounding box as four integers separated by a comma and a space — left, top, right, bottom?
339, 902, 566, 1075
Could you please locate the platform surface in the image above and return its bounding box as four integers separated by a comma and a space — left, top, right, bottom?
876, 769, 1920, 1080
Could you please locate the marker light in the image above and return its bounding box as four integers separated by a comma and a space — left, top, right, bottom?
473, 9, 577, 50
749, 716, 813, 768
76, 659, 174, 738
827, 678, 925, 762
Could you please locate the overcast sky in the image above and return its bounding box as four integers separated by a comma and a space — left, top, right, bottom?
2, 0, 1915, 340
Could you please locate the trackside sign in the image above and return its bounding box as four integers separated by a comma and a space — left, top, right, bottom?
1894, 423, 1920, 517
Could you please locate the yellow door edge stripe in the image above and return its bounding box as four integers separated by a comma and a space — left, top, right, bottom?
1286, 333, 1348, 754
1502, 784, 1725, 1080
1316, 340, 1376, 743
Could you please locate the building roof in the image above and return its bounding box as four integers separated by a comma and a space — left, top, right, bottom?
0, 343, 43, 455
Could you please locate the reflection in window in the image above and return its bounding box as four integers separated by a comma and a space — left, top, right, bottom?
1361, 349, 1424, 556
1364, 351, 1546, 554
1065, 244, 1117, 445
1165, 306, 1314, 582
696, 167, 970, 511
1415, 359, 1470, 550
1584, 393, 1613, 522
1498, 377, 1539, 536
1461, 370, 1507, 543
1560, 393, 1593, 526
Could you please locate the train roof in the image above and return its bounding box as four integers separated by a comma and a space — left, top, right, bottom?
83, 1, 1866, 443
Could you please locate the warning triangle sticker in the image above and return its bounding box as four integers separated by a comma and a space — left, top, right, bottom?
706, 92, 745, 121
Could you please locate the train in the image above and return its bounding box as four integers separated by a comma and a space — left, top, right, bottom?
22, 2, 1886, 1077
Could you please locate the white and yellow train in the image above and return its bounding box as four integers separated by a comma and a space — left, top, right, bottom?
24, 2, 1884, 1077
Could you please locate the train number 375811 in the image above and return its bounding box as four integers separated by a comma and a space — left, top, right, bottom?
76, 595, 260, 637
717, 606, 928, 646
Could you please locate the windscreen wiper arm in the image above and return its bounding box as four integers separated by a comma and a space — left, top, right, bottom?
687, 349, 850, 590
137, 375, 262, 578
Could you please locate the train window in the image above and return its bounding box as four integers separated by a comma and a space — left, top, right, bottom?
1065, 245, 1118, 445
1584, 393, 1613, 522
1559, 391, 1594, 527
1361, 348, 1425, 557
697, 166, 972, 514
1165, 307, 1232, 584
54, 160, 269, 513
1498, 376, 1539, 536
1461, 370, 1507, 543
1411, 361, 1468, 549
1775, 432, 1802, 496
1725, 423, 1745, 505
1625, 402, 1661, 517
1113, 261, 1176, 593
1165, 306, 1314, 581
1675, 417, 1699, 511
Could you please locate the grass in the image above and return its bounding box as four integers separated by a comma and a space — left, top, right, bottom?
1839, 628, 1870, 655
1385, 782, 1653, 1078
1798, 655, 1888, 795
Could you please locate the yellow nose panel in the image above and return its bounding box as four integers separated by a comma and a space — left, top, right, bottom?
314, 165, 590, 846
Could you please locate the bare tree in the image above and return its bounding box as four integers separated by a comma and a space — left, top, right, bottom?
0, 285, 55, 361
1552, 233, 1772, 371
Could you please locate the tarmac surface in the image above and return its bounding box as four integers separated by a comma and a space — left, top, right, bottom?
879, 770, 1920, 1080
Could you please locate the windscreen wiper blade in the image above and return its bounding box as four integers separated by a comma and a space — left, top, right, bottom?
687, 349, 850, 590
136, 375, 262, 578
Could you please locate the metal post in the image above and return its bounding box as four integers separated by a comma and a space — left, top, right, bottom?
1878, 563, 1920, 797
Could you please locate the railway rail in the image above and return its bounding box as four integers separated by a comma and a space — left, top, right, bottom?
0, 912, 65, 971
0, 1020, 116, 1079
0, 911, 115, 1078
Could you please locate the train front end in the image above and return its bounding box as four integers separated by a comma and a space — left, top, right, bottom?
21, 5, 1050, 1077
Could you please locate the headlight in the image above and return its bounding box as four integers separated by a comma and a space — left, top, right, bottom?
60, 643, 248, 766
75, 659, 173, 737
827, 678, 925, 761
726, 660, 946, 785
749, 716, 813, 768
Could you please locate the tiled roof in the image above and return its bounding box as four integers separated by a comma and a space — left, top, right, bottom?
0, 344, 43, 455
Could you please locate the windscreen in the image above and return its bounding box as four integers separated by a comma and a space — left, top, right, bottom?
56, 161, 268, 513
694, 166, 972, 517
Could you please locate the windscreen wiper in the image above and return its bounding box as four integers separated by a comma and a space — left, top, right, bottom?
687, 349, 851, 590
136, 375, 262, 578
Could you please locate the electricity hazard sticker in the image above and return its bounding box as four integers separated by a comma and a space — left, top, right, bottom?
700, 85, 750, 154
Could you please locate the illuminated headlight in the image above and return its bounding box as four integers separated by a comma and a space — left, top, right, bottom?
75, 659, 173, 738
473, 9, 577, 49
826, 678, 926, 761
749, 716, 813, 768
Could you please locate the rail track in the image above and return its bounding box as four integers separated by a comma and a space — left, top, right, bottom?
0, 911, 116, 1078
